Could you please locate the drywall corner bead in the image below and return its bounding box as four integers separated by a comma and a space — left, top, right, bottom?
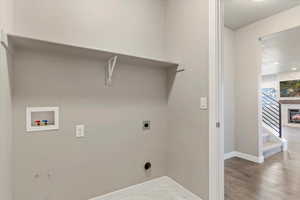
0, 30, 8, 47
0, 29, 3, 42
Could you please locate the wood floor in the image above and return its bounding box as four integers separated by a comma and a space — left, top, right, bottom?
225, 153, 300, 200
225, 127, 300, 200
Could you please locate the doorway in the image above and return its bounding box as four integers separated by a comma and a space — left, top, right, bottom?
218, 1, 300, 200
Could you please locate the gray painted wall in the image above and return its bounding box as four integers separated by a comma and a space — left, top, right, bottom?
0, 0, 13, 199
10, 1, 169, 200
0, 34, 13, 200
12, 48, 169, 200
224, 27, 236, 154
235, 5, 300, 156
14, 0, 166, 60
165, 1, 209, 199
3, 1, 211, 200
0, 0, 14, 32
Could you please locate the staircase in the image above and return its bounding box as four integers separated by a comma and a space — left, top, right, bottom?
262, 93, 285, 158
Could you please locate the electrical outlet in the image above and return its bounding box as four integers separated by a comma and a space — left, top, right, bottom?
143, 121, 151, 130
200, 97, 208, 110
76, 125, 85, 137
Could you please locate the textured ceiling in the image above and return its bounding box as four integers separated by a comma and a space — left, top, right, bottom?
225, 0, 300, 30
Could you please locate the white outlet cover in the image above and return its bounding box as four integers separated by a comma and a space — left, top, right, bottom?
200, 97, 208, 110
76, 125, 85, 137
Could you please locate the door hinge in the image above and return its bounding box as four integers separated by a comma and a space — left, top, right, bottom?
216, 122, 220, 128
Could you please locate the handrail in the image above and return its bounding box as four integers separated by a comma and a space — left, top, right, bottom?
262, 93, 280, 104
262, 93, 282, 138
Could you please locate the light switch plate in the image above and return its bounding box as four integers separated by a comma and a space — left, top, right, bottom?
76, 125, 85, 137
200, 97, 208, 110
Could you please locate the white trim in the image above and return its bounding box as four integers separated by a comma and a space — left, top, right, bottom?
209, 0, 224, 200
257, 74, 264, 160
224, 152, 236, 160
282, 138, 288, 151
236, 152, 264, 163
224, 151, 264, 163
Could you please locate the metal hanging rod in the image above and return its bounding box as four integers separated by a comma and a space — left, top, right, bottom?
176, 69, 185, 73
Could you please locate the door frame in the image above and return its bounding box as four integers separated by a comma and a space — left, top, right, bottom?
209, 0, 224, 200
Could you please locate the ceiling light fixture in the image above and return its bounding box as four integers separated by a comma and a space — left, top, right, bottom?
274, 62, 279, 65
252, 0, 264, 2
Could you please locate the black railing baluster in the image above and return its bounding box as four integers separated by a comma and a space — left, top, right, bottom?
279, 103, 282, 138
262, 107, 280, 121
262, 93, 282, 138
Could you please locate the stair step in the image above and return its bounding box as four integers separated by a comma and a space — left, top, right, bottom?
263, 141, 281, 152
263, 132, 270, 138
263, 132, 271, 144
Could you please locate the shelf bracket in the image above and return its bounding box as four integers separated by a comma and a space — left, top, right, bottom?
106, 55, 118, 87
0, 30, 9, 51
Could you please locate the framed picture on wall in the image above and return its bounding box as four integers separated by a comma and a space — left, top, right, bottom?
280, 79, 300, 100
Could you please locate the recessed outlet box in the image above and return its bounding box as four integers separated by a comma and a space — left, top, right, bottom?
26, 107, 59, 132
143, 121, 151, 130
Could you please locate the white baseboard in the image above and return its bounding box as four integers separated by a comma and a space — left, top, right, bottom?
224, 151, 264, 163
224, 151, 236, 160
282, 138, 288, 151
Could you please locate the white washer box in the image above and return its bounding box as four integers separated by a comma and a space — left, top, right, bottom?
26, 107, 59, 132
